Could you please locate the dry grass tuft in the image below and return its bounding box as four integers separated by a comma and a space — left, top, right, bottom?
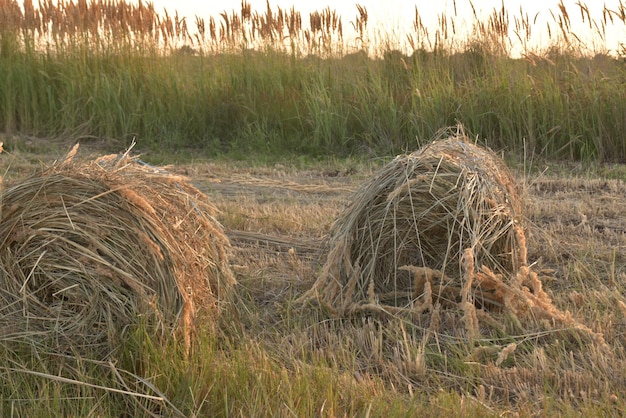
300, 126, 604, 344
0, 145, 235, 358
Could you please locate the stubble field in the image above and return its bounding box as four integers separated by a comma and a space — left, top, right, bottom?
3, 137, 625, 416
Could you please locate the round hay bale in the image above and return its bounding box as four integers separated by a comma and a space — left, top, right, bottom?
303, 132, 524, 312
0, 147, 235, 357
300, 128, 604, 343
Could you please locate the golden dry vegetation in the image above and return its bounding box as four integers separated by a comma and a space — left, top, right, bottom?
0, 0, 626, 414
0, 133, 625, 415
184, 139, 625, 415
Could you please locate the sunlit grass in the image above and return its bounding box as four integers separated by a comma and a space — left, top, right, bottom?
0, 0, 625, 160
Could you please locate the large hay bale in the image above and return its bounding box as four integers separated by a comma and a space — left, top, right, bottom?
301, 129, 604, 343
0, 147, 236, 357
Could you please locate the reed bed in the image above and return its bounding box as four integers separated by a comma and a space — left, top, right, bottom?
300, 127, 605, 345
0, 0, 625, 161
3, 0, 624, 56
0, 145, 236, 359
0, 0, 343, 55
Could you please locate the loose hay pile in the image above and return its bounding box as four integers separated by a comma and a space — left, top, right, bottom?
0, 146, 236, 357
301, 130, 604, 343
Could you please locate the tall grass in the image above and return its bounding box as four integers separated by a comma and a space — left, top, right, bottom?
0, 0, 625, 160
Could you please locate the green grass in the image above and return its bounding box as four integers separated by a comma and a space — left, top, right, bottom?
0, 310, 440, 417
2, 281, 624, 417
0, 0, 625, 161
1, 45, 624, 161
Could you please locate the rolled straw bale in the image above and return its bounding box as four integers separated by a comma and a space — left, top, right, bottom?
301, 128, 604, 345
0, 146, 235, 357
302, 130, 524, 312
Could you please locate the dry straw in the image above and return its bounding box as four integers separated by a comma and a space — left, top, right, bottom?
0, 145, 236, 358
300, 127, 604, 344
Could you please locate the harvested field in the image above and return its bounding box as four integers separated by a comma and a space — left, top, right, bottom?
1, 138, 625, 415
185, 148, 626, 409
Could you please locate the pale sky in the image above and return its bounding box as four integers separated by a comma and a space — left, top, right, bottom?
147, 0, 624, 56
